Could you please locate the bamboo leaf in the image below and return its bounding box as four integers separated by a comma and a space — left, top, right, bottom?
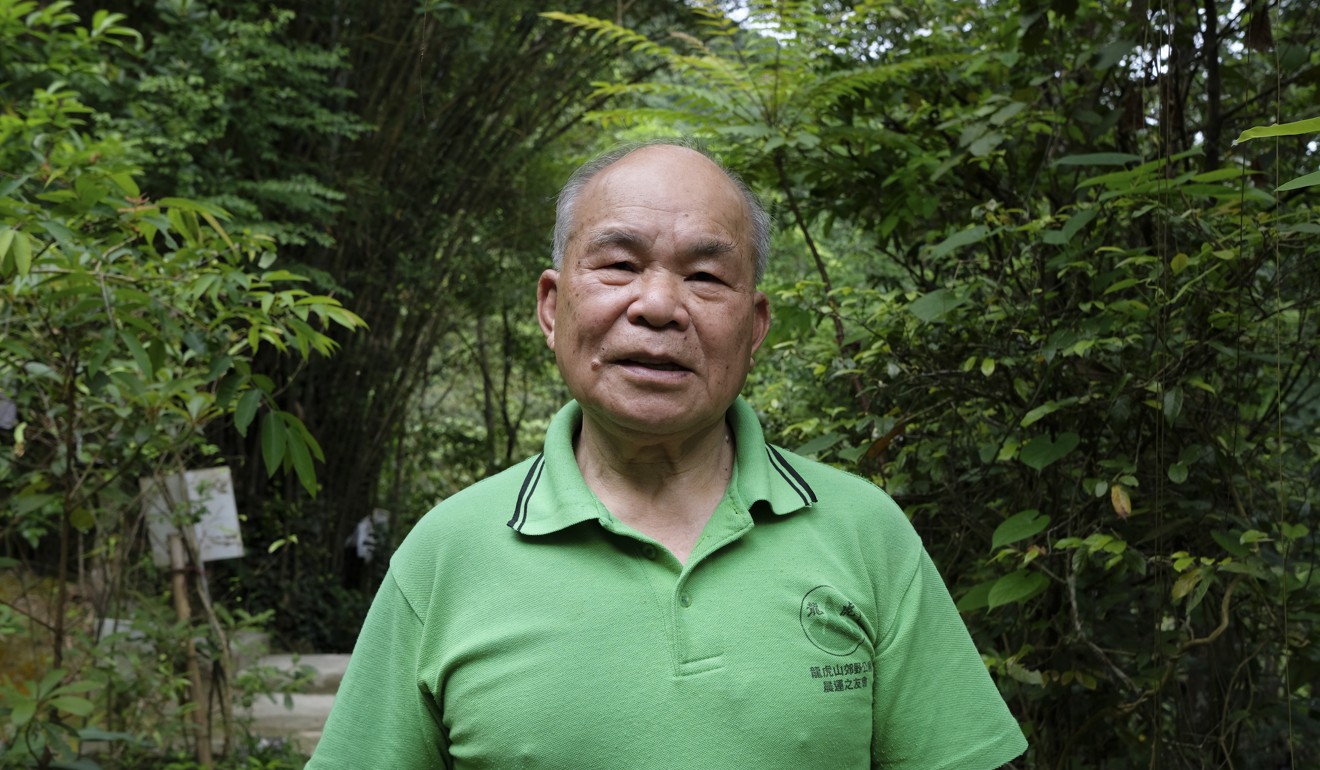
1231, 115, 1320, 145
1276, 169, 1320, 192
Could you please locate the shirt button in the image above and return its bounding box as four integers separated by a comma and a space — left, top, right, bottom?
679, 593, 692, 608
640, 544, 657, 559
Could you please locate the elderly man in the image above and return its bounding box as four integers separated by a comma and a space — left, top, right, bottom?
308, 143, 1027, 769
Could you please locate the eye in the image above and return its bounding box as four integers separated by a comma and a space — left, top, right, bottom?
604, 261, 637, 272
688, 271, 721, 283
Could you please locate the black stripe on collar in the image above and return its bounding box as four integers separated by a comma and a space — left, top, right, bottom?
507, 454, 545, 531
766, 445, 817, 506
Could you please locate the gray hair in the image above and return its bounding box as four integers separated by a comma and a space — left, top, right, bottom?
551, 139, 771, 283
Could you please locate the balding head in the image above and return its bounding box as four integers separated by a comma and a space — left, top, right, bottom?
552, 141, 771, 283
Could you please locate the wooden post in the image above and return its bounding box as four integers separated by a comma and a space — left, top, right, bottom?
169, 533, 212, 768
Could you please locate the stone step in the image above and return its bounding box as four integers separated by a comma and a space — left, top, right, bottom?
256, 653, 351, 694
246, 692, 336, 755
239, 653, 350, 756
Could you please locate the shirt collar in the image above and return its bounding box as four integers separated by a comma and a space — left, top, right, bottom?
507, 397, 816, 536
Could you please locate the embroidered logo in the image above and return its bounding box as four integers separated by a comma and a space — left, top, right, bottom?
800, 585, 862, 656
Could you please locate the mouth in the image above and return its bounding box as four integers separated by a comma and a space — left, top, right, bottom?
614, 354, 691, 373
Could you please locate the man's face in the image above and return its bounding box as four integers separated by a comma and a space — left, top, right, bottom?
537, 146, 770, 442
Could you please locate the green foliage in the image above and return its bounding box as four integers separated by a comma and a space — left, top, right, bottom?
1, 3, 361, 765
547, 1, 1320, 766
89, 0, 369, 250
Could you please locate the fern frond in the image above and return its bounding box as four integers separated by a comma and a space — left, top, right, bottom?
539, 12, 679, 60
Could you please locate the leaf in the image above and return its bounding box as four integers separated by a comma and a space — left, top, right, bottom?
795, 432, 841, 456
1276, 169, 1320, 192
1231, 115, 1320, 145
955, 578, 997, 612
11, 695, 36, 726
12, 230, 32, 275
968, 130, 1005, 157
234, 390, 262, 437
992, 509, 1051, 549
1162, 387, 1184, 424
120, 329, 154, 382
929, 226, 989, 259
1280, 522, 1309, 540
50, 695, 94, 717
1167, 462, 1189, 484
260, 411, 286, 477
284, 421, 317, 497
907, 288, 967, 322
988, 569, 1049, 609
1171, 567, 1203, 603
1111, 484, 1132, 519
1020, 398, 1077, 428
1018, 432, 1080, 471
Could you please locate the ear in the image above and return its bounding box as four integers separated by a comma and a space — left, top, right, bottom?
537, 269, 560, 350
750, 290, 771, 355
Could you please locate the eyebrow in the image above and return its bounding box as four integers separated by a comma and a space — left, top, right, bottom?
584, 229, 738, 258
585, 229, 645, 251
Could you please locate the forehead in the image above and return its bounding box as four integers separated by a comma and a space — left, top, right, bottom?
570, 147, 751, 248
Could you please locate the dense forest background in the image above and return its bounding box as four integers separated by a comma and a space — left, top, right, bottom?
2, 0, 1317, 768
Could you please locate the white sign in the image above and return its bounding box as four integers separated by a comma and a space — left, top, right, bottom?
141, 467, 244, 567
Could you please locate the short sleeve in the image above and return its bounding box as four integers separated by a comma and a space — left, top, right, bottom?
306, 571, 449, 769
871, 550, 1027, 769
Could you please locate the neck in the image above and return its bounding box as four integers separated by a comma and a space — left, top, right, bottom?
573, 413, 736, 563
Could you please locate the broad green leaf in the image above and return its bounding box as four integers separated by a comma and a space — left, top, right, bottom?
12, 231, 32, 275
1163, 387, 1184, 424
907, 288, 967, 322
260, 411, 286, 477
1231, 115, 1320, 145
120, 329, 154, 381
968, 130, 1005, 157
1018, 432, 1080, 471
1171, 567, 1203, 602
929, 226, 989, 259
1167, 462, 1188, 484
1281, 522, 1310, 540
988, 569, 1049, 609
11, 695, 36, 726
795, 432, 841, 456
1211, 530, 1249, 558
109, 172, 140, 198
955, 578, 997, 612
0, 228, 14, 261
992, 509, 1051, 549
1020, 398, 1077, 427
235, 390, 262, 436
50, 695, 94, 717
285, 428, 317, 497
1276, 169, 1320, 192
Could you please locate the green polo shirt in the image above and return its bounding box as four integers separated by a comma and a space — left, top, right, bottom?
309, 398, 1026, 769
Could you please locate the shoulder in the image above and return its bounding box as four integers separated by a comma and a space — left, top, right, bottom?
771, 446, 910, 527
386, 456, 541, 600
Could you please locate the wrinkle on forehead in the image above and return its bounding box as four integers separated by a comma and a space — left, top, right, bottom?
584, 227, 737, 258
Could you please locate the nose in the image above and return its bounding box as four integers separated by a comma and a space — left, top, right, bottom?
627, 270, 690, 330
